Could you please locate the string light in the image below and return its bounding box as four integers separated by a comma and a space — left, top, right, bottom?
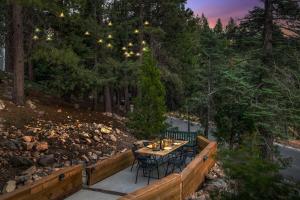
142, 40, 146, 45
128, 42, 133, 47
144, 21, 149, 26
134, 29, 139, 34
107, 34, 113, 39
33, 35, 39, 40
136, 53, 141, 57
142, 47, 148, 52
122, 47, 127, 51
84, 31, 90, 36
97, 39, 103, 44
129, 51, 134, 55
59, 12, 65, 18
108, 21, 113, 26
35, 28, 40, 33
107, 43, 113, 48
46, 36, 52, 41
124, 52, 130, 58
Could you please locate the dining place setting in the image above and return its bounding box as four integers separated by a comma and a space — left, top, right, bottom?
131, 137, 197, 184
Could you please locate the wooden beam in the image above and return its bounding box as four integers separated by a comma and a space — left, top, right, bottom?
0, 165, 83, 200
86, 150, 134, 185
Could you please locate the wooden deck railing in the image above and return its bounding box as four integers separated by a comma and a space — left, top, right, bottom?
86, 150, 134, 185
119, 136, 217, 200
0, 165, 82, 200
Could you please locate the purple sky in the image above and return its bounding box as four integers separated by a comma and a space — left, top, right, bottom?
186, 0, 261, 27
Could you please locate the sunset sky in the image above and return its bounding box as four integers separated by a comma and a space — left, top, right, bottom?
186, 0, 261, 27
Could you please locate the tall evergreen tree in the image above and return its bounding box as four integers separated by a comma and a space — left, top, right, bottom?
128, 51, 166, 139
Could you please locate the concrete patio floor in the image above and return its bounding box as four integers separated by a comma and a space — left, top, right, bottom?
65, 164, 174, 200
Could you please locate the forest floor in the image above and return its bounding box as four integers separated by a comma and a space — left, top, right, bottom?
0, 72, 136, 194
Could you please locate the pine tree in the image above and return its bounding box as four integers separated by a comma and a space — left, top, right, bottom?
214, 18, 223, 34
128, 51, 166, 139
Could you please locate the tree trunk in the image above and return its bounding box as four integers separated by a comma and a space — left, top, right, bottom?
261, 0, 274, 160
12, 1, 25, 106
124, 85, 129, 112
263, 0, 273, 65
5, 5, 13, 73
104, 85, 112, 113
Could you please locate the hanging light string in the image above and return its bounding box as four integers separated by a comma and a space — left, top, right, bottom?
33, 11, 151, 55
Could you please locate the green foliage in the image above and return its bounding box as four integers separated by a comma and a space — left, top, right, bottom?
217, 136, 300, 200
32, 46, 97, 97
128, 52, 166, 139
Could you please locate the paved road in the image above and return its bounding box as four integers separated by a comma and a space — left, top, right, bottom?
167, 117, 300, 182
276, 144, 300, 182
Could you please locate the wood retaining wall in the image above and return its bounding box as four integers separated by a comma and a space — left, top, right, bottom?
0, 165, 82, 200
119, 136, 217, 200
86, 150, 134, 185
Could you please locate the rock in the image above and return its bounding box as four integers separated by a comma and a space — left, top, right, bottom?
1, 140, 18, 150
38, 155, 55, 167
24, 142, 34, 151
0, 100, 5, 110
88, 152, 98, 160
81, 155, 89, 162
85, 138, 92, 144
35, 142, 48, 151
26, 100, 37, 109
15, 175, 31, 184
22, 166, 37, 176
9, 156, 33, 167
101, 127, 112, 134
22, 136, 33, 143
2, 180, 16, 193
110, 135, 117, 142
93, 135, 101, 142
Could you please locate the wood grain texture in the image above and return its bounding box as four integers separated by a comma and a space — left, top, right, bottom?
181, 142, 217, 198
119, 174, 182, 200
120, 137, 217, 200
136, 140, 188, 157
0, 165, 83, 200
86, 150, 134, 185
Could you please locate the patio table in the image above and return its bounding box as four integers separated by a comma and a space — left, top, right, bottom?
135, 140, 188, 157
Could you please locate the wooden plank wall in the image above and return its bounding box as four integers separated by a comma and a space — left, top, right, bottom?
181, 141, 217, 198
0, 165, 83, 200
86, 150, 134, 185
119, 174, 182, 200
120, 137, 217, 200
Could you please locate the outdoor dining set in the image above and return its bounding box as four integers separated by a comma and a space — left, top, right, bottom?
131, 131, 199, 184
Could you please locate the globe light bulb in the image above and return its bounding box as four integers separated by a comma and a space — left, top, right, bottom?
59, 12, 65, 18
144, 21, 149, 26
97, 39, 103, 44
130, 51, 134, 55
107, 43, 112, 48
134, 29, 139, 34
128, 42, 133, 47
108, 21, 113, 26
108, 34, 113, 39
142, 40, 146, 45
46, 36, 52, 41
33, 35, 39, 40
142, 47, 148, 52
136, 53, 141, 57
35, 28, 40, 33
122, 47, 127, 51
84, 31, 90, 36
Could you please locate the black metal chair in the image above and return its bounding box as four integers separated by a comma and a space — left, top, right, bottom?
131, 144, 147, 171
183, 144, 197, 161
165, 148, 187, 176
135, 156, 160, 184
